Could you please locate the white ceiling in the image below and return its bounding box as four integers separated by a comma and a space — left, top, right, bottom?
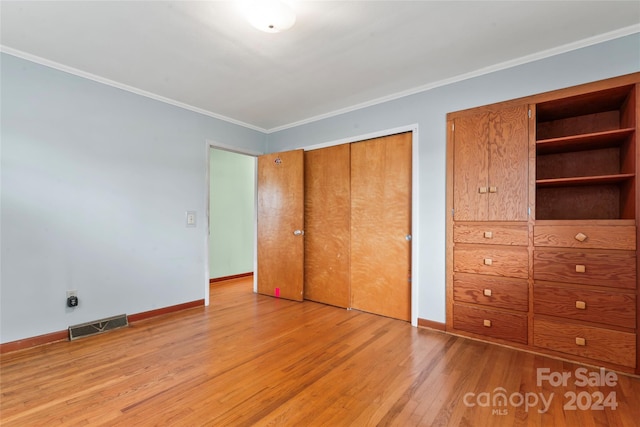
1, 1, 639, 132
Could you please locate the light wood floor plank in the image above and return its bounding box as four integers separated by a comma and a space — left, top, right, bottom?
2, 276, 639, 426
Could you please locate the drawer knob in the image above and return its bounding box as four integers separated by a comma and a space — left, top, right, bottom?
489, 186, 498, 193
574, 232, 588, 242
483, 231, 493, 239
483, 258, 493, 266
575, 264, 586, 273
483, 289, 492, 297
483, 319, 492, 327
575, 300, 586, 310
575, 337, 586, 346
479, 187, 488, 194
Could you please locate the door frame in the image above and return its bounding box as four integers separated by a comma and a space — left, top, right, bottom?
204, 124, 419, 327
294, 124, 420, 327
204, 140, 263, 305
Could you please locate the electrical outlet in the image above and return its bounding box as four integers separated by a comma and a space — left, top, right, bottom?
67, 290, 79, 308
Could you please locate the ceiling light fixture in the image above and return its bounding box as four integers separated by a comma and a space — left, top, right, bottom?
241, 0, 296, 33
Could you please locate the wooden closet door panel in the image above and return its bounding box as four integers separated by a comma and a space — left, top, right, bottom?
488, 105, 529, 220
257, 150, 305, 301
303, 145, 351, 308
453, 112, 490, 221
350, 132, 412, 321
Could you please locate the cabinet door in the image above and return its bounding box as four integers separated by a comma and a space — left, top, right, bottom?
488, 105, 529, 220
453, 111, 490, 220
453, 105, 529, 221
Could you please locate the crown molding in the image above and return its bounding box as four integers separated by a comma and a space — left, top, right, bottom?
3, 23, 638, 135
266, 24, 640, 133
0, 46, 267, 133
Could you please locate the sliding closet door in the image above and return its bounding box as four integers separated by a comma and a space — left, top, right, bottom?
350, 132, 412, 321
257, 150, 305, 301
304, 144, 351, 307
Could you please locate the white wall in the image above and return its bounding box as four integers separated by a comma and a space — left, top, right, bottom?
0, 53, 265, 343
266, 33, 640, 324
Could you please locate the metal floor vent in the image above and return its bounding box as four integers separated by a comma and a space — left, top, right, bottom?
69, 314, 128, 340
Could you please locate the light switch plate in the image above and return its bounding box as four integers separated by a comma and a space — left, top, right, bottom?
186, 211, 197, 227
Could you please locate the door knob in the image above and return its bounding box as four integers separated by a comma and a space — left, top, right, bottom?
405, 234, 412, 241
293, 230, 304, 236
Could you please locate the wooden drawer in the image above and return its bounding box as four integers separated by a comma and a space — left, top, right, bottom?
454, 245, 529, 279
533, 284, 636, 328
533, 248, 636, 289
533, 318, 636, 368
454, 223, 528, 246
534, 225, 636, 250
453, 304, 527, 344
454, 273, 528, 312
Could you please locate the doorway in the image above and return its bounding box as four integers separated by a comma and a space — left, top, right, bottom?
207, 145, 259, 304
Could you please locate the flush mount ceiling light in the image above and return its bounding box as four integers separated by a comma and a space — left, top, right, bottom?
241, 0, 296, 33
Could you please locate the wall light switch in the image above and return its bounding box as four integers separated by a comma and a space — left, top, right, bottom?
186, 211, 197, 227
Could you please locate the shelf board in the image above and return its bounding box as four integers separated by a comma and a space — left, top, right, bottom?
536, 85, 634, 122
536, 173, 635, 188
536, 128, 635, 155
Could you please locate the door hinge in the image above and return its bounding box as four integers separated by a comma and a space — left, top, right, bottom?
528, 207, 531, 216
451, 208, 455, 218
528, 109, 532, 119
451, 123, 455, 131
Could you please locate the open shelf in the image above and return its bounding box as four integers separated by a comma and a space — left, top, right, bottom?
536, 128, 635, 155
535, 83, 636, 220
536, 84, 634, 123
537, 173, 635, 188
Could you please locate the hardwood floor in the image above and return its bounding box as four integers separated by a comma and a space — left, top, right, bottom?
2, 276, 640, 426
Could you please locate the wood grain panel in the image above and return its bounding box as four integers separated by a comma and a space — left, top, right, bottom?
453, 273, 528, 312
533, 284, 636, 328
453, 304, 527, 344
350, 132, 411, 321
453, 245, 529, 279
537, 111, 621, 139
533, 248, 636, 289
303, 145, 351, 308
536, 185, 621, 220
534, 224, 636, 250
488, 104, 529, 220
453, 222, 528, 246
537, 147, 620, 180
635, 82, 640, 375
534, 317, 636, 368
445, 119, 455, 330
257, 150, 304, 301
453, 112, 489, 221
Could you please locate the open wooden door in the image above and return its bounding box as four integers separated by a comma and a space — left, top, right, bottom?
257, 150, 305, 301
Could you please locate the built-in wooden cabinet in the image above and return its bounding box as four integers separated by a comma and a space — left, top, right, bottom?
446, 73, 640, 374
